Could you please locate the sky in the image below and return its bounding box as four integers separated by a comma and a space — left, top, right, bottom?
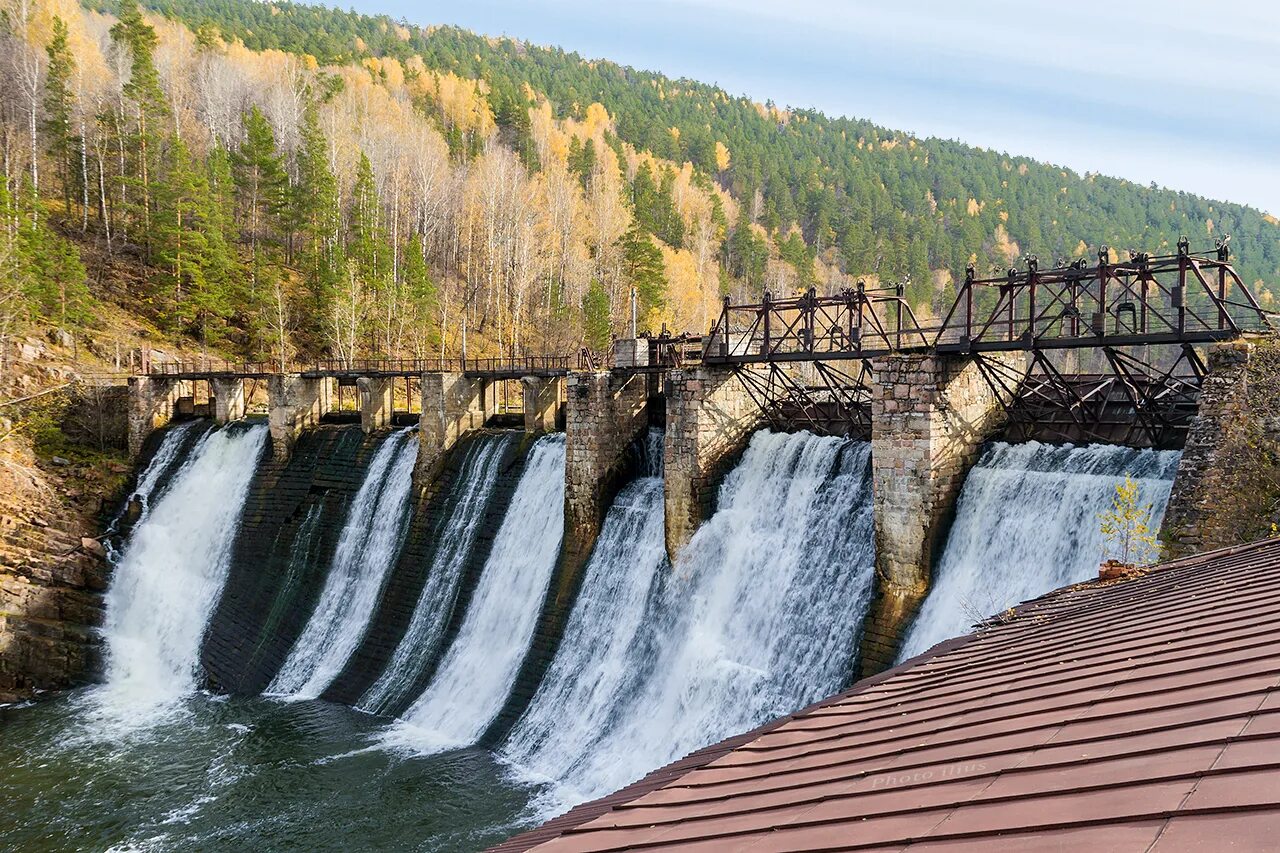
353, 0, 1280, 215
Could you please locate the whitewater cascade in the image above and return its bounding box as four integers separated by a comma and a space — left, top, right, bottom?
268, 429, 418, 700
391, 434, 566, 751
99, 424, 268, 712
897, 441, 1182, 660
359, 433, 515, 715
503, 430, 876, 813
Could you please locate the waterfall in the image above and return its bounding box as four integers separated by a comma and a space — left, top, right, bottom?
389, 434, 565, 752
897, 441, 1182, 660
502, 430, 876, 814
267, 429, 418, 700
358, 433, 515, 715
131, 421, 202, 510
98, 423, 267, 715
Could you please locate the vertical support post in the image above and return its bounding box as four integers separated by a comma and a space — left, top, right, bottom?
267, 373, 327, 460
1027, 257, 1038, 341
356, 376, 394, 434
1217, 243, 1229, 331
127, 375, 181, 458
522, 375, 562, 435
1098, 247, 1110, 337
417, 372, 485, 478
663, 366, 765, 562
761, 292, 772, 358
964, 266, 974, 348
210, 377, 247, 424
861, 352, 1024, 675
719, 296, 731, 358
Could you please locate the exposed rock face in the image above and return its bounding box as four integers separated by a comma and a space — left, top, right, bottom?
0, 434, 110, 703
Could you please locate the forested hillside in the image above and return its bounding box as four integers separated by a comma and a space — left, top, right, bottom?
2, 0, 1277, 371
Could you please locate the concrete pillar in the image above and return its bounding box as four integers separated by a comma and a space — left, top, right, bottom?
127, 376, 181, 457
481, 378, 500, 424
563, 371, 650, 578
210, 377, 246, 424
522, 376, 562, 435
663, 365, 764, 561
357, 376, 394, 434
268, 373, 328, 459
418, 372, 486, 477
861, 353, 1021, 676
1161, 341, 1278, 558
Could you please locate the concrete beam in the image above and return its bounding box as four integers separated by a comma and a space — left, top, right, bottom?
522, 375, 562, 435
357, 376, 394, 434
210, 377, 246, 424
268, 373, 328, 459
663, 365, 763, 562
860, 352, 1021, 676
127, 376, 182, 458
418, 372, 487, 477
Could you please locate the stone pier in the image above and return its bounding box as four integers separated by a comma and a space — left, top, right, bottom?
418, 372, 488, 477
663, 365, 763, 561
210, 377, 246, 424
562, 371, 650, 580
357, 377, 395, 434
1161, 340, 1279, 557
127, 376, 182, 457
522, 376, 562, 435
860, 353, 1021, 676
268, 373, 329, 459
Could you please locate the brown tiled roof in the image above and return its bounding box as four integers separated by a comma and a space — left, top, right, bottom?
493, 537, 1280, 852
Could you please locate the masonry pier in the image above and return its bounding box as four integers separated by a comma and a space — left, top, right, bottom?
522, 376, 562, 435
127, 376, 182, 458
1161, 341, 1280, 557
859, 353, 1021, 675
357, 377, 394, 434
663, 365, 763, 561
562, 371, 650, 582
210, 377, 246, 424
416, 372, 488, 478
268, 374, 329, 460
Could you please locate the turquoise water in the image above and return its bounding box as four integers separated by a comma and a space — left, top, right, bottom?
0, 692, 538, 852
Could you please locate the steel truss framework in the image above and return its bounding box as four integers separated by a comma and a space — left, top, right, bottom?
706, 240, 1274, 364
972, 347, 1206, 449
729, 346, 1207, 447
733, 361, 875, 439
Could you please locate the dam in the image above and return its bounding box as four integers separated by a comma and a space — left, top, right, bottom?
2, 245, 1275, 850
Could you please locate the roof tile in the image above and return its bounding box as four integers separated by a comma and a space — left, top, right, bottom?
494, 538, 1280, 853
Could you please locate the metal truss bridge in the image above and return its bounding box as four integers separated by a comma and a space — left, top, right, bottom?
709, 240, 1275, 447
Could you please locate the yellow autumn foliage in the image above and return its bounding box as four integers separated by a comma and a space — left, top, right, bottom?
714, 140, 731, 172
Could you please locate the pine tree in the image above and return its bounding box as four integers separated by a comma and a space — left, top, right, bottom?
42, 16, 77, 216
290, 101, 342, 355
198, 143, 240, 347
152, 136, 208, 333
231, 105, 287, 313
619, 225, 666, 328
6, 180, 89, 330
110, 0, 168, 254
581, 278, 611, 350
